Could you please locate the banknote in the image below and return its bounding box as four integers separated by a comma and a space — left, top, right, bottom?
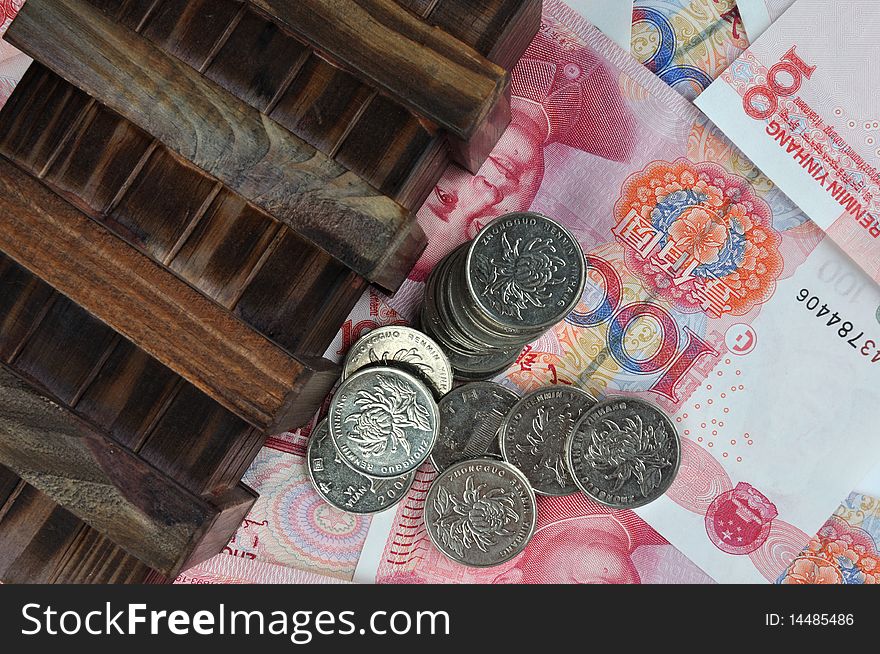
176, 555, 347, 585
696, 0, 880, 283
568, 0, 634, 51
737, 0, 795, 40
0, 1, 23, 36
778, 493, 880, 584
373, 0, 880, 584
355, 479, 714, 584
631, 0, 748, 100
0, 5, 29, 109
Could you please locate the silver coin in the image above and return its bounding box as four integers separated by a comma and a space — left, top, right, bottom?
431, 382, 520, 471
425, 458, 536, 567
329, 367, 438, 478
421, 316, 522, 379
567, 397, 681, 509
308, 421, 415, 514
500, 386, 598, 496
425, 249, 490, 352
465, 212, 586, 332
448, 247, 532, 345
342, 325, 453, 397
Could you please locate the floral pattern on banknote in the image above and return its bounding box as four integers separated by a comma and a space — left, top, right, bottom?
432, 475, 520, 557
231, 448, 368, 580
614, 159, 784, 317
346, 373, 432, 458
474, 233, 568, 319
779, 493, 880, 584
632, 0, 748, 100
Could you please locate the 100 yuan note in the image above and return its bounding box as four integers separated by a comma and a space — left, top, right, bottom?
737, 0, 795, 40
696, 0, 880, 282
369, 0, 880, 583
632, 0, 748, 100
569, 0, 634, 51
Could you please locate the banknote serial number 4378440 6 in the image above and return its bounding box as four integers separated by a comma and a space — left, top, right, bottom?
796, 289, 880, 363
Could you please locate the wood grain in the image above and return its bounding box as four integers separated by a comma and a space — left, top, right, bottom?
248, 0, 508, 142
0, 364, 256, 576
0, 257, 270, 496
0, 156, 336, 432
7, 0, 424, 291
0, 65, 369, 358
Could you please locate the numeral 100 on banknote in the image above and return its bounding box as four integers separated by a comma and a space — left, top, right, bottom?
566, 254, 716, 402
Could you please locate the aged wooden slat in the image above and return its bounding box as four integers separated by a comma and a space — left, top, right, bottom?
427, 0, 543, 69
248, 0, 508, 142
0, 257, 56, 363
0, 65, 367, 358
7, 0, 423, 291
0, 364, 257, 576
0, 266, 266, 496
0, 156, 336, 432
0, 476, 86, 583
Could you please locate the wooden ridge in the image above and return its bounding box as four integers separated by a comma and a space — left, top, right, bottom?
0, 156, 337, 432
6, 0, 425, 291
0, 365, 256, 576
248, 0, 508, 142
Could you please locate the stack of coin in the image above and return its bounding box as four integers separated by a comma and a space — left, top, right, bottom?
421, 212, 587, 379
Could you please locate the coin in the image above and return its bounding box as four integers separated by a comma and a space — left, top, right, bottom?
465, 212, 586, 332
430, 382, 520, 471
500, 386, 598, 496
425, 459, 536, 567
566, 398, 681, 509
329, 367, 438, 478
342, 325, 453, 397
421, 315, 522, 380
308, 420, 415, 514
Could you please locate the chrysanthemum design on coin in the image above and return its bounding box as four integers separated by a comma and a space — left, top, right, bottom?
425, 459, 536, 567
567, 398, 681, 509
308, 421, 415, 514
329, 367, 438, 478
501, 387, 598, 496
342, 325, 452, 397
466, 212, 586, 331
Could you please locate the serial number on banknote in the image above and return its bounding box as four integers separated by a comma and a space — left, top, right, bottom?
797, 289, 880, 362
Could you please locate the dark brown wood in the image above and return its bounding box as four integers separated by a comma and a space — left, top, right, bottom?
0, 155, 337, 432
249, 0, 508, 142
425, 0, 543, 70
0, 0, 543, 583
0, 259, 266, 497
0, 64, 371, 358
0, 363, 256, 576
0, 466, 167, 583
7, 0, 424, 291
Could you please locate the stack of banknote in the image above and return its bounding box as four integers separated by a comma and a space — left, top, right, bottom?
3, 0, 876, 585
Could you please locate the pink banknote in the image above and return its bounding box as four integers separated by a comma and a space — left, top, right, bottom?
368, 0, 880, 584
632, 0, 748, 100
737, 0, 795, 40
357, 468, 713, 584
779, 493, 880, 584
176, 555, 347, 585
696, 0, 880, 282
